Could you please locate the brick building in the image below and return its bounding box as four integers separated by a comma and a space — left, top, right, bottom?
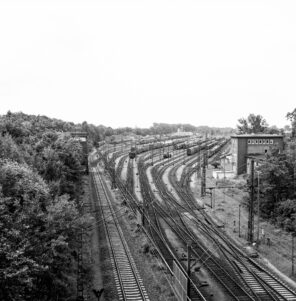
231, 134, 284, 175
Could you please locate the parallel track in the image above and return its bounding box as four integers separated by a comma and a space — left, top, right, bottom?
100, 138, 296, 300
157, 145, 296, 301
91, 166, 150, 301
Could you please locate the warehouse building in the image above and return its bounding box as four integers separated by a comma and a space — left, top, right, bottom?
231, 134, 284, 175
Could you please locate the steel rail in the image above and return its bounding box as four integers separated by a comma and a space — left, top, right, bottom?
91, 166, 149, 301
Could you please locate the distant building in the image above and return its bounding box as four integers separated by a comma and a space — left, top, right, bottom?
212, 170, 235, 180
231, 134, 284, 175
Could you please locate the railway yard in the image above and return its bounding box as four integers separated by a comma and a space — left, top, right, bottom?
88, 136, 296, 301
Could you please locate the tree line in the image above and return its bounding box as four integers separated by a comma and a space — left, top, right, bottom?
81, 120, 235, 146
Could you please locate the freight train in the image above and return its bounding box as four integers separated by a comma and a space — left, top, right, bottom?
129, 140, 175, 159
174, 136, 203, 150
186, 138, 229, 156
187, 140, 212, 156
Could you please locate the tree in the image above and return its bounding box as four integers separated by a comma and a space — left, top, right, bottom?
276, 199, 296, 232
0, 160, 91, 300
0, 160, 50, 300
0, 112, 92, 300
265, 125, 281, 135
237, 114, 268, 134
286, 108, 296, 138
0, 134, 23, 162
257, 151, 294, 219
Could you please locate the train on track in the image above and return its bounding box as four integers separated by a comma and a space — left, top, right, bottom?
129, 140, 176, 159
186, 140, 211, 155
187, 138, 229, 156
129, 146, 137, 159
129, 137, 229, 159
174, 137, 203, 150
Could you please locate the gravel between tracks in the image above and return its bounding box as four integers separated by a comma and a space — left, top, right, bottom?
103, 172, 177, 301
89, 172, 118, 301
190, 165, 296, 291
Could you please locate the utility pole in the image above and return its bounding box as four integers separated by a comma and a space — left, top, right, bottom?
257, 172, 260, 242
77, 230, 84, 301
159, 139, 161, 162
293, 143, 296, 196
199, 148, 201, 172
196, 152, 199, 179
206, 187, 214, 208
172, 141, 175, 166
201, 152, 207, 197
111, 164, 116, 189
187, 243, 191, 299
151, 143, 154, 166
292, 233, 295, 276
223, 157, 226, 183
248, 159, 255, 243
141, 204, 145, 227
239, 204, 241, 237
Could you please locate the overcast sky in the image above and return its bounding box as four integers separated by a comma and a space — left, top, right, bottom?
0, 0, 295, 129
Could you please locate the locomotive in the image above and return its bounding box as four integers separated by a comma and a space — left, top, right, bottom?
129, 146, 137, 159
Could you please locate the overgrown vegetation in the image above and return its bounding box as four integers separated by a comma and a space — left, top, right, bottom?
237, 111, 296, 233
0, 112, 92, 301
255, 145, 296, 232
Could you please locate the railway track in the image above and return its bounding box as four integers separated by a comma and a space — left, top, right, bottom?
101, 138, 296, 300
100, 150, 208, 300
133, 141, 296, 301
154, 146, 296, 301
100, 137, 296, 301
91, 165, 150, 301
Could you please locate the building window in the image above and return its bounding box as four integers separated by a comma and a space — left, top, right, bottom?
259, 139, 262, 144
248, 139, 251, 144
270, 140, 273, 144
255, 140, 258, 144
266, 140, 269, 144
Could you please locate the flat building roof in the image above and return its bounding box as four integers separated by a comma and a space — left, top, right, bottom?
231, 134, 283, 138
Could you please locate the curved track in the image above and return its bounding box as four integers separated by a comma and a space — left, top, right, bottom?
99, 137, 296, 301
150, 142, 296, 301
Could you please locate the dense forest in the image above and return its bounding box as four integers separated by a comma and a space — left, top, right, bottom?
0, 112, 93, 301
